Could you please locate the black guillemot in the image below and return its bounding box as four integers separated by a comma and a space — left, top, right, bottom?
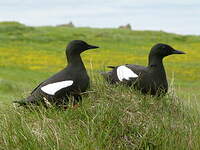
14, 40, 99, 108
101, 43, 185, 96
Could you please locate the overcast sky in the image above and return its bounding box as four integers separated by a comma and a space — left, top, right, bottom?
0, 0, 199, 35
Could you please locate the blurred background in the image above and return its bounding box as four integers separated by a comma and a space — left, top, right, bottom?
0, 0, 199, 35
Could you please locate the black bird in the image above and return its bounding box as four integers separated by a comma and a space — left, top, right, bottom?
14, 40, 99, 108
101, 43, 185, 96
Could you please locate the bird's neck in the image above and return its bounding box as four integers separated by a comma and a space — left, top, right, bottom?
148, 55, 168, 89
148, 55, 166, 76
148, 55, 164, 68
67, 54, 85, 69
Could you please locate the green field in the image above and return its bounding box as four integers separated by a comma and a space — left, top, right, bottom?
0, 22, 200, 149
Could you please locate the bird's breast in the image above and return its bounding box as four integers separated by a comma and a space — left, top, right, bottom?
73, 71, 90, 92
136, 70, 168, 95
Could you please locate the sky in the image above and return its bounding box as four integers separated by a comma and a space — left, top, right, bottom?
0, 0, 200, 35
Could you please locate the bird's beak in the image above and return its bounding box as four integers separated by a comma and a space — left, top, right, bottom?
87, 44, 99, 50
172, 49, 186, 54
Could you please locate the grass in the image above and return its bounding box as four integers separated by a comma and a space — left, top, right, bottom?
0, 21, 200, 149
1, 78, 200, 149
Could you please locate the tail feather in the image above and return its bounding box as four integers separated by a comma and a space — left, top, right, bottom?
107, 66, 116, 69
99, 71, 113, 82
100, 71, 109, 79
13, 99, 28, 106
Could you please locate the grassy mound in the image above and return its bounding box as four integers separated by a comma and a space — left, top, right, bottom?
1, 77, 200, 149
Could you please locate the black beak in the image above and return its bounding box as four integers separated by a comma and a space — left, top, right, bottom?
87, 44, 99, 50
172, 49, 186, 54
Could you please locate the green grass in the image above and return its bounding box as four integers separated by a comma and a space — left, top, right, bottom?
1, 78, 200, 149
0, 21, 200, 149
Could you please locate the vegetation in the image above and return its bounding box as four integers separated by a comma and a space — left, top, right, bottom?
0, 21, 200, 149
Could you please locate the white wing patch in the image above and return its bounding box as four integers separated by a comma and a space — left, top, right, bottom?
117, 66, 138, 81
41, 80, 73, 95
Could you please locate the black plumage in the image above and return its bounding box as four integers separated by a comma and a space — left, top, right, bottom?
14, 40, 99, 107
101, 43, 185, 96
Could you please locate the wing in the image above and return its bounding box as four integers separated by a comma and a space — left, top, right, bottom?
117, 65, 138, 81
41, 80, 73, 95
31, 67, 74, 95
102, 64, 148, 85
126, 64, 147, 74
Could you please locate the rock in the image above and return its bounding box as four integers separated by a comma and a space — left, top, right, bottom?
119, 24, 132, 30
57, 22, 75, 27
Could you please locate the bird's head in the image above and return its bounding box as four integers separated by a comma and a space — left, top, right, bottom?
66, 40, 99, 56
149, 43, 185, 58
